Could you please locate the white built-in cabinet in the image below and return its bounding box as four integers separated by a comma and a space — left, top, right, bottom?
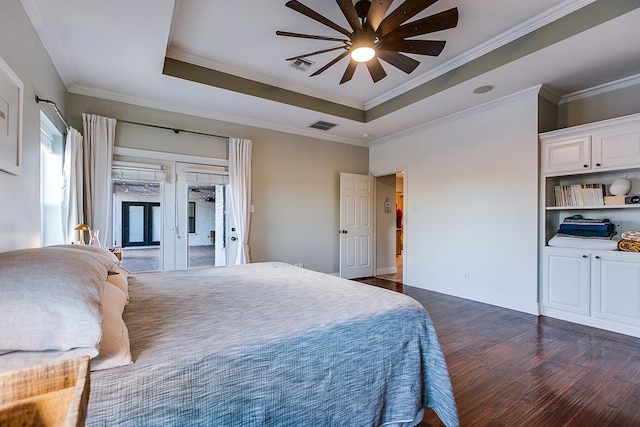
539, 113, 640, 337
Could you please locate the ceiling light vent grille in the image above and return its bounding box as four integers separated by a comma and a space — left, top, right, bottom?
309, 120, 338, 131
290, 58, 314, 72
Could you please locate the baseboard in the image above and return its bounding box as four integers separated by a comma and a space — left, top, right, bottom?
540, 307, 640, 338
411, 279, 539, 315
376, 266, 398, 275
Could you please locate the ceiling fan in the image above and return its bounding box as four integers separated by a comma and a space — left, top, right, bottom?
276, 0, 459, 84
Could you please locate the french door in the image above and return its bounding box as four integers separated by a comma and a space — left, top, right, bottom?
122, 202, 161, 247
175, 162, 234, 269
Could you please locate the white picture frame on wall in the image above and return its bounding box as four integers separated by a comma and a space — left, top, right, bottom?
0, 55, 23, 176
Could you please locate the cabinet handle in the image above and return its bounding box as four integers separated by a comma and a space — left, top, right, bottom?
582, 254, 588, 258
595, 255, 600, 259
595, 163, 601, 167
583, 164, 588, 168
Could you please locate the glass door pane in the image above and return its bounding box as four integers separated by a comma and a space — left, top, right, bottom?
126, 205, 145, 244
113, 182, 162, 273
187, 185, 218, 268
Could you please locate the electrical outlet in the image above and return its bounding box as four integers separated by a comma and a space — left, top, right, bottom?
464, 272, 470, 280
294, 263, 304, 268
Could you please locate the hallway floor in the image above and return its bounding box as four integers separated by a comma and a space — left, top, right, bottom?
376, 254, 402, 283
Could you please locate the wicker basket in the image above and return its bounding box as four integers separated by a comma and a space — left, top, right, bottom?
0, 356, 90, 427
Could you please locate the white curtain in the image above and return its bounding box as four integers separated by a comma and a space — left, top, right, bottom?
82, 114, 116, 247
61, 128, 84, 243
228, 138, 252, 264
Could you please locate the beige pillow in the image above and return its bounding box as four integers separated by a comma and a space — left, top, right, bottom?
91, 283, 132, 371
0, 247, 110, 353
106, 267, 129, 301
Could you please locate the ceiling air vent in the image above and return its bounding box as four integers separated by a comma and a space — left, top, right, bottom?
290, 57, 314, 72
309, 120, 338, 131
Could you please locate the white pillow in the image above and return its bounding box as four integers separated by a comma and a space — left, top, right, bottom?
91, 283, 132, 371
49, 244, 120, 268
0, 247, 110, 353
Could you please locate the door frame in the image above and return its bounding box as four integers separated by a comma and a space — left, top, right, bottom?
372, 166, 408, 287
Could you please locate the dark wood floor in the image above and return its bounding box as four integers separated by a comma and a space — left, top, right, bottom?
356, 277, 640, 427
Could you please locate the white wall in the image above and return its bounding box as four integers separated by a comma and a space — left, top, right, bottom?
370, 90, 541, 314
0, 0, 68, 252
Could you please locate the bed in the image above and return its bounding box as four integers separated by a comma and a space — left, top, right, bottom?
0, 246, 458, 427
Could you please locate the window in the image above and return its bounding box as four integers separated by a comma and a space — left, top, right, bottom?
40, 112, 65, 245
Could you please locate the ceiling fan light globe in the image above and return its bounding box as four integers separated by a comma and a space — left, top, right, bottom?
351, 46, 375, 62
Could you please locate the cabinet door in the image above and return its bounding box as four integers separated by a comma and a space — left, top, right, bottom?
543, 248, 590, 315
542, 137, 591, 175
592, 128, 640, 170
592, 252, 640, 326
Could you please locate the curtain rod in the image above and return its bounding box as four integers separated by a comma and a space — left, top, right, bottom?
117, 119, 229, 140
35, 95, 70, 129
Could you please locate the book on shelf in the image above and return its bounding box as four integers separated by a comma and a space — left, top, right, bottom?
553, 183, 605, 207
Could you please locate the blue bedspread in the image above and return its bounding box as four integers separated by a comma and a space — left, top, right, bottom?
87, 262, 458, 426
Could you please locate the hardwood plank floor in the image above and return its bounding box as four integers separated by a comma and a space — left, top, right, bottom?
355, 277, 640, 427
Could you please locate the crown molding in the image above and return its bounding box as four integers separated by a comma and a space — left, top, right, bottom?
369, 85, 543, 147
20, 0, 75, 88
538, 85, 563, 104
69, 85, 367, 147
365, 0, 596, 110
559, 73, 640, 104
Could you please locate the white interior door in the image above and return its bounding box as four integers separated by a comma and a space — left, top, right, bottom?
340, 172, 374, 279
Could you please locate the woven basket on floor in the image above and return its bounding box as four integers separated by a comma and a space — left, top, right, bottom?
0, 356, 90, 427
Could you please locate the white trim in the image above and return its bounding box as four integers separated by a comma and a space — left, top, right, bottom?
539, 112, 640, 141
559, 73, 640, 104
538, 85, 563, 104
370, 85, 543, 147
540, 307, 640, 338
366, 0, 596, 109
376, 266, 398, 275
70, 85, 368, 147
414, 279, 540, 316
113, 146, 228, 167
112, 160, 163, 170
20, 0, 75, 88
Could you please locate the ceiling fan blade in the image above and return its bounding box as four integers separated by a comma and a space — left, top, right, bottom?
286, 0, 352, 37
276, 31, 349, 43
310, 51, 350, 76
383, 8, 458, 40
285, 45, 347, 61
376, 50, 420, 74
365, 57, 387, 82
335, 0, 363, 32
365, 0, 393, 31
378, 39, 446, 56
377, 0, 438, 38
340, 60, 358, 84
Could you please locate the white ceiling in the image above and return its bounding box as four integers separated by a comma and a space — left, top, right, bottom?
21, 0, 640, 146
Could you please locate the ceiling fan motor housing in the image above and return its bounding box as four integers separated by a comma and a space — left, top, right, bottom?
355, 0, 371, 20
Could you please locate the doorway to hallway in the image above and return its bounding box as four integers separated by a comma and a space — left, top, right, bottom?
375, 171, 404, 285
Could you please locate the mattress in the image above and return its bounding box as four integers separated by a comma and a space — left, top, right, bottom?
87, 262, 458, 426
